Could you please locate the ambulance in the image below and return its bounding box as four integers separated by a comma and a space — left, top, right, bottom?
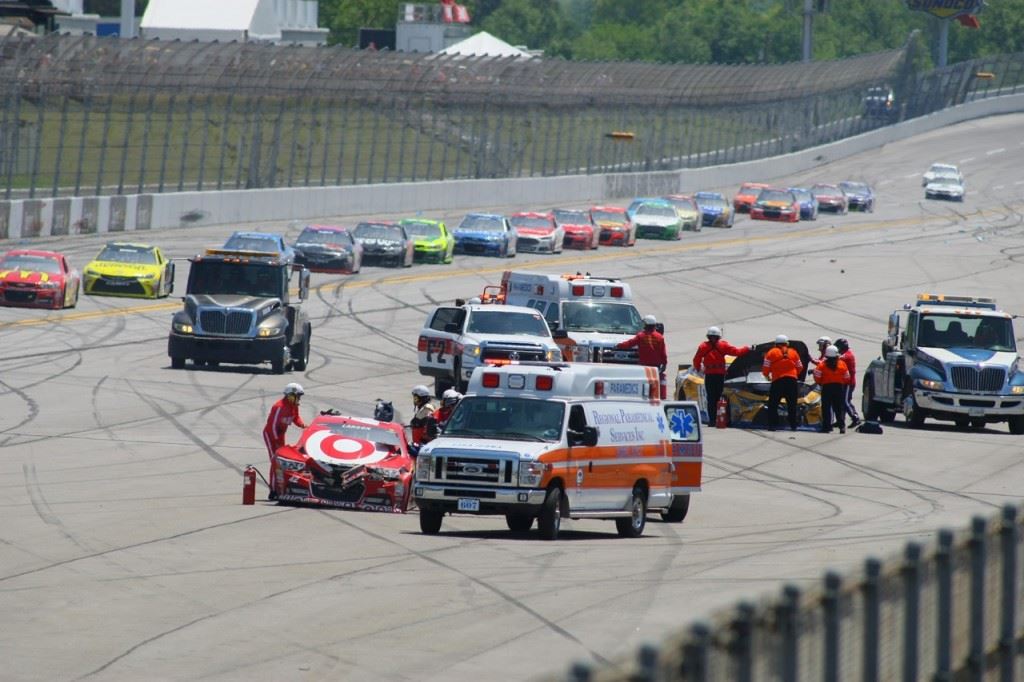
494, 270, 648, 363
413, 363, 702, 540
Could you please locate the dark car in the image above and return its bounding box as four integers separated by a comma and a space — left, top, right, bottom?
838, 181, 875, 213
864, 86, 896, 121
293, 225, 363, 274
810, 184, 849, 214
786, 187, 818, 221
352, 222, 415, 268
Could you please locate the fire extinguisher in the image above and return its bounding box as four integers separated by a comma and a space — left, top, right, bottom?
242, 466, 257, 505
658, 371, 667, 400
715, 396, 729, 429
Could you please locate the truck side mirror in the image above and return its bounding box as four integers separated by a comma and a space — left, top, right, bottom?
581, 426, 598, 447
552, 328, 568, 339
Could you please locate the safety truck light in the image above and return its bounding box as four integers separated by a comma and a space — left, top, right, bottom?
572, 285, 585, 296
482, 373, 500, 388
594, 381, 605, 396
918, 379, 944, 391
535, 375, 554, 391
610, 286, 624, 298
173, 322, 194, 334
1012, 386, 1024, 395
508, 374, 526, 390
417, 335, 428, 351
416, 455, 432, 481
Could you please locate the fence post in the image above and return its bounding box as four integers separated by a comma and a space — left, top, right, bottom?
968, 516, 986, 682
635, 643, 659, 682
680, 622, 710, 682
998, 505, 1018, 682
823, 572, 841, 682
935, 529, 953, 682
903, 542, 922, 682
778, 584, 800, 681
730, 601, 755, 682
863, 557, 881, 682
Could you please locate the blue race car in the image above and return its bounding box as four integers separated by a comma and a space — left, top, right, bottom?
222, 231, 296, 263
786, 187, 819, 221
839, 181, 875, 212
452, 213, 518, 258
693, 191, 734, 228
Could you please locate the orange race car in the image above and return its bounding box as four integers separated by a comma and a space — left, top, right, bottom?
733, 182, 770, 213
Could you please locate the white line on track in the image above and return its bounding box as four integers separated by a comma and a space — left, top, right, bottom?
1015, 180, 1024, 185
986, 148, 1006, 156
903, 173, 919, 178
993, 185, 1005, 190
878, 179, 893, 186
959, 157, 976, 163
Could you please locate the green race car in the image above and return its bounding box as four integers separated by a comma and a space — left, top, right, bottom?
400, 219, 455, 264
632, 201, 684, 240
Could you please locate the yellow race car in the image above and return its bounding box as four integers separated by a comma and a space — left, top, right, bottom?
82, 242, 175, 298
676, 340, 822, 430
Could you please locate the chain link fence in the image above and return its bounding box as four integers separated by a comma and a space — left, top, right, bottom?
0, 34, 1021, 201
547, 504, 1022, 682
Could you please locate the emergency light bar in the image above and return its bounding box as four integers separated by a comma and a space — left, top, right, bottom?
205, 248, 279, 258
916, 294, 997, 310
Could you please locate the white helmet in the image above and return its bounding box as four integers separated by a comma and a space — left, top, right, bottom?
775, 334, 789, 345
816, 335, 832, 347
824, 345, 839, 358
411, 385, 432, 398
707, 326, 722, 337
283, 383, 304, 396
442, 388, 462, 406
643, 315, 658, 326
467, 297, 482, 305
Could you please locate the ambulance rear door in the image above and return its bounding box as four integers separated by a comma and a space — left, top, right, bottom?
661, 401, 703, 497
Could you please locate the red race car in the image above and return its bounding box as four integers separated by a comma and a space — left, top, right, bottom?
0, 249, 80, 309
553, 208, 600, 249
509, 211, 564, 254
733, 182, 770, 214
273, 413, 414, 512
749, 188, 800, 223
591, 205, 636, 246
810, 183, 849, 214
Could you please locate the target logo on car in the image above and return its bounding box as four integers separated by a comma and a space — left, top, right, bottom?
304, 429, 389, 466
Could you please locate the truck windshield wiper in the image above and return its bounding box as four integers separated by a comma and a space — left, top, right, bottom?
491, 431, 546, 442
442, 429, 489, 438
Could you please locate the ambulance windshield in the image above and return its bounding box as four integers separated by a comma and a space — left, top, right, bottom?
444, 397, 565, 442
562, 302, 643, 334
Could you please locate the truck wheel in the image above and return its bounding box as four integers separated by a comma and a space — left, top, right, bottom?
291, 329, 310, 371
660, 494, 690, 523
453, 359, 468, 393
1009, 415, 1024, 435
505, 513, 534, 533
170, 357, 185, 369
537, 487, 562, 540
880, 410, 896, 424
903, 391, 925, 429
862, 381, 880, 421
970, 418, 985, 430
954, 417, 970, 430
616, 486, 647, 538
419, 509, 443, 535
271, 347, 290, 374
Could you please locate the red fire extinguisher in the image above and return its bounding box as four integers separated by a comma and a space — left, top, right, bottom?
715, 396, 729, 429
658, 371, 667, 400
242, 466, 257, 505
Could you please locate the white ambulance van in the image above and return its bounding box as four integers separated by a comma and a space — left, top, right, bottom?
497, 271, 648, 363
414, 363, 702, 540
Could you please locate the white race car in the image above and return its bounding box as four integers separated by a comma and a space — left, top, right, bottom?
922, 163, 963, 187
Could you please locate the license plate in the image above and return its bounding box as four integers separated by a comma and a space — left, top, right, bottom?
614, 351, 630, 359
968, 408, 985, 417
457, 498, 480, 512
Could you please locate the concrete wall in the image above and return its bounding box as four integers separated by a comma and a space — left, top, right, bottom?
3, 93, 1022, 242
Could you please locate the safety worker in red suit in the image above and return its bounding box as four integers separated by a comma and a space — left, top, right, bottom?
834, 338, 862, 427
692, 326, 750, 425
808, 335, 832, 366
813, 345, 850, 434
410, 385, 437, 447
762, 334, 804, 432
434, 389, 462, 433
616, 314, 668, 398
263, 383, 307, 500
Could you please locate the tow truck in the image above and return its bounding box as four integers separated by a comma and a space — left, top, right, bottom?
862, 294, 1024, 433
168, 248, 311, 373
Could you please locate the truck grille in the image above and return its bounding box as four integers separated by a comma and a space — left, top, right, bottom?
950, 366, 1005, 392
199, 309, 254, 335
434, 455, 515, 486
481, 344, 546, 362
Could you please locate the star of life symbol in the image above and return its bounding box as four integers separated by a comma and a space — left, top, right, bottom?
670, 411, 695, 438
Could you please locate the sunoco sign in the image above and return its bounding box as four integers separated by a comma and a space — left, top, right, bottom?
905, 0, 984, 20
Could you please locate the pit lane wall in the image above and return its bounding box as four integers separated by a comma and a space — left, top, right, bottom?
545, 504, 1023, 682
2, 92, 1023, 242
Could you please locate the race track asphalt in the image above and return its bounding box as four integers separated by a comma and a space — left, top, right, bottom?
1, 114, 1023, 681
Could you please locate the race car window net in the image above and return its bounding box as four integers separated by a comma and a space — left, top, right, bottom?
510, 217, 553, 229
0, 255, 62, 273
401, 222, 442, 238
444, 396, 565, 442
297, 228, 352, 245
96, 245, 158, 264
188, 261, 285, 298
459, 215, 504, 231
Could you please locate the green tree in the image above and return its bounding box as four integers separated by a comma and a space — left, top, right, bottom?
319, 0, 397, 47
480, 0, 567, 51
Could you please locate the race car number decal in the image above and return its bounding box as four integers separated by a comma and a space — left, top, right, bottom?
305, 430, 389, 466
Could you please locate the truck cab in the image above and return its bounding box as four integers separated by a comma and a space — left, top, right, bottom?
414, 362, 702, 540
168, 249, 311, 374
863, 294, 1024, 433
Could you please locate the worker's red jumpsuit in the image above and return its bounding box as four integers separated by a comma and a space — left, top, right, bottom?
263, 397, 306, 493
617, 329, 669, 398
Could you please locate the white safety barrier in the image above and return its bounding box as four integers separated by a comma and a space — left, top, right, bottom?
2, 93, 1023, 242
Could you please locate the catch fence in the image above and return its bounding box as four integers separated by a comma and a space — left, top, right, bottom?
0, 33, 1022, 201
550, 504, 1022, 682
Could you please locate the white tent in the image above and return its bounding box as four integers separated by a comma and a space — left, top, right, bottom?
141, 0, 281, 43
439, 31, 533, 59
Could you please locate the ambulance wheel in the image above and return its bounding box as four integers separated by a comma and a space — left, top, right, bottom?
505, 513, 534, 533
954, 417, 970, 430
1009, 415, 1024, 435
419, 509, 443, 535
660, 494, 690, 523
538, 487, 562, 540
616, 487, 647, 538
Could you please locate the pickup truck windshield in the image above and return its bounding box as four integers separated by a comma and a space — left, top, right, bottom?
444, 397, 565, 441
562, 301, 643, 334
918, 314, 1016, 352
188, 261, 284, 298
467, 310, 549, 336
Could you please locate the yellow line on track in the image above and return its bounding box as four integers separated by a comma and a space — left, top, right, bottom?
0, 204, 1007, 331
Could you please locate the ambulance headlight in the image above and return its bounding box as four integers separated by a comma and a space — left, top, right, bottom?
416, 455, 432, 481
518, 460, 550, 487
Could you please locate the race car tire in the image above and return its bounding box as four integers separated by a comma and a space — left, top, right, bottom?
660, 494, 690, 523
419, 509, 443, 535
170, 356, 186, 369
616, 486, 647, 538
505, 513, 534, 533
537, 487, 562, 541
1009, 415, 1024, 435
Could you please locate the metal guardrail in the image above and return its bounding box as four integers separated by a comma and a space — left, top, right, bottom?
550, 504, 1022, 682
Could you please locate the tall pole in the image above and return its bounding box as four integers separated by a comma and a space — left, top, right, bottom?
937, 18, 949, 68
120, 0, 136, 39
802, 0, 814, 62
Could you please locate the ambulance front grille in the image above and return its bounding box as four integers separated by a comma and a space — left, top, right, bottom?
435, 456, 515, 486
